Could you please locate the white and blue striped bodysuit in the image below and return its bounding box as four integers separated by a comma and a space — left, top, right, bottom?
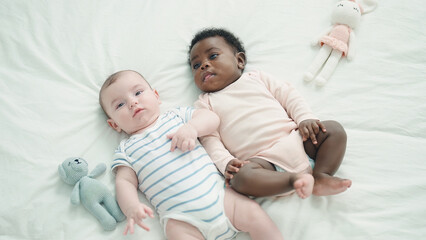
112, 107, 238, 240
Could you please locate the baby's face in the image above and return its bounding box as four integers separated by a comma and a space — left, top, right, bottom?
189, 36, 245, 92
101, 71, 161, 135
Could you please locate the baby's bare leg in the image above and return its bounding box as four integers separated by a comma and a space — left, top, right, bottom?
304, 120, 352, 196
230, 158, 313, 198
224, 187, 284, 240
165, 219, 203, 240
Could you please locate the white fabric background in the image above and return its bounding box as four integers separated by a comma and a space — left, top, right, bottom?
1, 0, 425, 239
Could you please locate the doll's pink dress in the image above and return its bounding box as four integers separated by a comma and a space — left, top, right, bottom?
320, 24, 351, 56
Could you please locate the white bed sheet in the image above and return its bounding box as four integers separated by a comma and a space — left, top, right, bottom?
1, 0, 425, 239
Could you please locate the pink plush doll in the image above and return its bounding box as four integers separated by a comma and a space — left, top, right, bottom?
304, 0, 377, 86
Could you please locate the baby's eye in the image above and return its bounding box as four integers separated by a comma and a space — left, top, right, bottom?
116, 102, 124, 109
209, 54, 218, 60
193, 63, 200, 70
135, 90, 143, 96
353, 7, 359, 12
337, 3, 343, 7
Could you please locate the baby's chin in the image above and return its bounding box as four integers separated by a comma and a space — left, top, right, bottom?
199, 83, 225, 93
131, 116, 160, 135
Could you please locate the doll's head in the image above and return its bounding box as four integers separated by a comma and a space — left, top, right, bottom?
331, 0, 377, 29
331, 0, 363, 29
188, 28, 246, 93
58, 157, 89, 185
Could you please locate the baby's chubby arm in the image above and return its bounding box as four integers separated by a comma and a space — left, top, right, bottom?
115, 166, 154, 235
167, 109, 220, 152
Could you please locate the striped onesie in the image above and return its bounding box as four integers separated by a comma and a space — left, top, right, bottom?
111, 107, 238, 240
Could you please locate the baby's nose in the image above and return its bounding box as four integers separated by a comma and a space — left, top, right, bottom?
201, 62, 209, 70
129, 99, 138, 108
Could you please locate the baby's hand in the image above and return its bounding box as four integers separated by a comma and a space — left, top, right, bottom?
167, 123, 198, 152
225, 159, 248, 183
123, 203, 154, 235
298, 119, 326, 145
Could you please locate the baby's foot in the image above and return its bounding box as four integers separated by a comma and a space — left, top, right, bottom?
293, 173, 314, 199
313, 173, 352, 196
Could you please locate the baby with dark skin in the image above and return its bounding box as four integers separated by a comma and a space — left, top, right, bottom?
188, 28, 352, 198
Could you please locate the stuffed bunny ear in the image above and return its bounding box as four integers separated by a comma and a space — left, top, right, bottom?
359, 0, 377, 14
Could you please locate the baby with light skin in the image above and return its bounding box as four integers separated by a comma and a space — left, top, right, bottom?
99, 70, 284, 240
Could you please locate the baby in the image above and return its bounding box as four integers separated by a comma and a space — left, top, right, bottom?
99, 70, 283, 239
188, 28, 352, 198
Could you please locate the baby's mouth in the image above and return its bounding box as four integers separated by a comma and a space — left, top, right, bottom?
133, 108, 143, 117
203, 72, 215, 82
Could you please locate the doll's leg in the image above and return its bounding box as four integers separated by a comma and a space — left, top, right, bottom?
229, 158, 313, 198
303, 120, 352, 196
224, 187, 284, 240
315, 49, 342, 86
86, 202, 117, 231
103, 195, 125, 222
165, 219, 204, 240
304, 45, 333, 82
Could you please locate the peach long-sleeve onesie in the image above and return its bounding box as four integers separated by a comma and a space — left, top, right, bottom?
194, 70, 318, 175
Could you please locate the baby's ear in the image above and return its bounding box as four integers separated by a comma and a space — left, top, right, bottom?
236, 52, 246, 70
153, 89, 161, 104
107, 119, 122, 132
154, 89, 160, 98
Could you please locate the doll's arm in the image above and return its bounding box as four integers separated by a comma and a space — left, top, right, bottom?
70, 182, 80, 205
88, 163, 106, 178
311, 25, 333, 46
347, 31, 356, 60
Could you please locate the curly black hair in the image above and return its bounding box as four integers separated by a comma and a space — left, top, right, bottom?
187, 28, 246, 65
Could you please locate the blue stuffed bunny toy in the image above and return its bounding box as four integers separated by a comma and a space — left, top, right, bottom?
58, 157, 125, 231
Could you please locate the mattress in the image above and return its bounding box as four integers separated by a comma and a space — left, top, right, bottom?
1, 0, 425, 239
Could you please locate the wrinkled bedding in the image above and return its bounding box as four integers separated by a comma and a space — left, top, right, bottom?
1, 0, 425, 239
